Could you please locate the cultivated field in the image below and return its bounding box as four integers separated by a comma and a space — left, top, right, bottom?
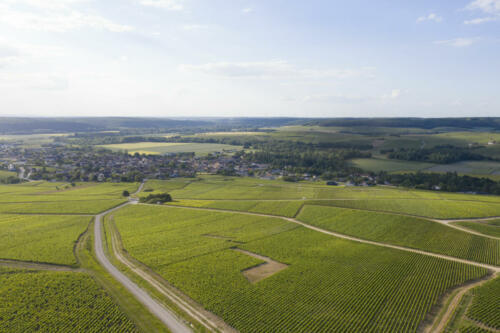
297, 206, 499, 266
0, 214, 90, 265
111, 204, 489, 333
0, 267, 139, 332
100, 142, 243, 156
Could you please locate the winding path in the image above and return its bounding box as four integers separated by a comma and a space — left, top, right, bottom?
94, 202, 192, 333
155, 204, 500, 273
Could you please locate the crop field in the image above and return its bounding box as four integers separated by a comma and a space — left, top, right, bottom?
350, 157, 434, 173
167, 199, 304, 217
111, 204, 487, 333
0, 267, 138, 332
99, 142, 243, 156
308, 198, 500, 219
297, 206, 500, 266
425, 161, 500, 175
0, 214, 90, 265
0, 170, 17, 180
0, 182, 135, 213
164, 176, 500, 204
467, 276, 500, 329
454, 221, 500, 238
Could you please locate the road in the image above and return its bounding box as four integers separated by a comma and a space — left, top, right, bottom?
94, 202, 192, 333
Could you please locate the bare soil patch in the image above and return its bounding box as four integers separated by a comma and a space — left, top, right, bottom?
234, 248, 288, 283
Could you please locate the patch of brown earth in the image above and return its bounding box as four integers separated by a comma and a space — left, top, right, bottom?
234, 248, 288, 283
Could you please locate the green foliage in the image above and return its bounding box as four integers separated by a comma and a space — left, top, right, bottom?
459, 325, 494, 333
297, 205, 500, 265
139, 193, 172, 204
467, 277, 500, 329
0, 214, 90, 265
0, 267, 139, 332
112, 205, 487, 333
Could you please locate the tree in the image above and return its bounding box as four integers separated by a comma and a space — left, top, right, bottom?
122, 190, 130, 197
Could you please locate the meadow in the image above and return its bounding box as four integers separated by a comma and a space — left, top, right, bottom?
350, 157, 434, 173
100, 142, 243, 156
111, 204, 488, 333
0, 267, 139, 332
297, 206, 499, 266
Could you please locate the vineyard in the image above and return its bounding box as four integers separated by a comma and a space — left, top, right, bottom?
112, 204, 488, 333
297, 205, 500, 266
467, 276, 500, 329
167, 199, 304, 217
307, 198, 500, 219
454, 221, 500, 238
0, 267, 139, 332
0, 214, 91, 265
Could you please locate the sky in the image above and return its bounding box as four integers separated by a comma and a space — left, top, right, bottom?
0, 0, 499, 118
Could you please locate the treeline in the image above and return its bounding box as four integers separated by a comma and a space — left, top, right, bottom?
386, 145, 491, 164
243, 149, 368, 175
378, 172, 500, 195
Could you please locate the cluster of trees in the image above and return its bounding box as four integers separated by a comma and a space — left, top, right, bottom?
387, 145, 489, 164
378, 171, 500, 195
139, 193, 172, 204
243, 149, 368, 176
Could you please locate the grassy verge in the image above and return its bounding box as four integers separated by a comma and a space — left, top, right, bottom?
103, 215, 213, 333
75, 221, 170, 333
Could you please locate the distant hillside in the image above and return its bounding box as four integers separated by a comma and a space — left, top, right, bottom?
0, 117, 307, 134
308, 118, 500, 130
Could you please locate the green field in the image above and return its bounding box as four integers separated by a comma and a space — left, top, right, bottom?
467, 276, 500, 329
308, 198, 500, 219
0, 267, 139, 332
351, 157, 434, 173
100, 142, 243, 156
0, 170, 17, 180
425, 161, 500, 175
111, 204, 488, 333
297, 205, 500, 266
454, 221, 500, 238
0, 182, 136, 214
0, 214, 90, 265
167, 199, 304, 217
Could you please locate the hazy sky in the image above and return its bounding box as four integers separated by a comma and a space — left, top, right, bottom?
0, 0, 499, 118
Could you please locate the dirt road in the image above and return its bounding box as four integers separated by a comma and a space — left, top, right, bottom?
94, 203, 192, 333
156, 204, 500, 273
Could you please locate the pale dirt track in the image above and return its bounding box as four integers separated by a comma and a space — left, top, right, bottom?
427, 272, 498, 333
0, 259, 84, 272
150, 204, 500, 273
108, 221, 238, 333
94, 202, 192, 333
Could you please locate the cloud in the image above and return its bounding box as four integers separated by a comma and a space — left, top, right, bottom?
464, 16, 499, 24
0, 72, 68, 90
417, 13, 443, 23
182, 24, 209, 31
179, 60, 375, 80
0, 1, 133, 32
242, 7, 254, 14
434, 37, 478, 47
303, 89, 403, 104
466, 0, 500, 14
464, 0, 500, 24
0, 39, 65, 68
139, 0, 184, 10
382, 89, 402, 100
